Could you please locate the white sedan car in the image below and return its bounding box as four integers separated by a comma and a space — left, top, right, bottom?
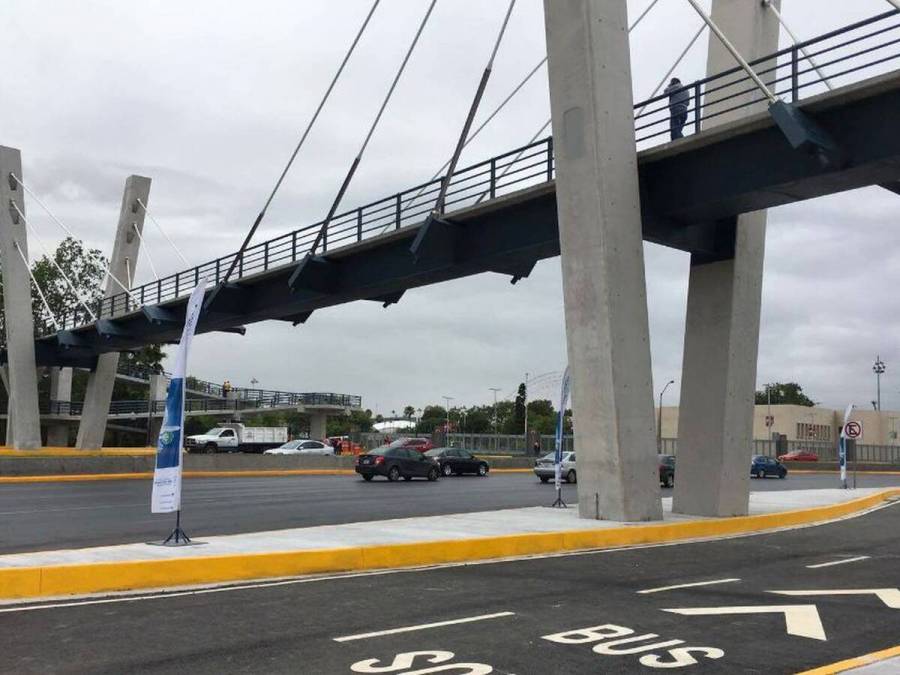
264, 440, 334, 455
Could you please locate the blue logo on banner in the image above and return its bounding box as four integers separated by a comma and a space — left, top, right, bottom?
156, 378, 184, 470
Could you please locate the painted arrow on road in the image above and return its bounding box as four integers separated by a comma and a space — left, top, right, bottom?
769, 589, 900, 609
663, 605, 827, 641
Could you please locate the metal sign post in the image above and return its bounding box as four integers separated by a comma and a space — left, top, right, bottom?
551, 367, 571, 508
839, 405, 858, 489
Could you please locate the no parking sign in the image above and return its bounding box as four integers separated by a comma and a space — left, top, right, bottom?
843, 421, 862, 439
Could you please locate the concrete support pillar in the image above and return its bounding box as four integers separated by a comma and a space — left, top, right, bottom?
0, 146, 42, 449
76, 176, 151, 450
673, 0, 780, 517
309, 412, 328, 441
543, 0, 662, 521
47, 367, 73, 446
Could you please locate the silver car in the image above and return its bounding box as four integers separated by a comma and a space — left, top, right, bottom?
534, 451, 577, 484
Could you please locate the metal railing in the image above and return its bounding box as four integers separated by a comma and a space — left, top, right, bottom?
113, 361, 361, 408
37, 10, 900, 336
0, 393, 361, 417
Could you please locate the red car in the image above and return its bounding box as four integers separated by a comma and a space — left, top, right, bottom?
777, 449, 819, 462
390, 437, 434, 453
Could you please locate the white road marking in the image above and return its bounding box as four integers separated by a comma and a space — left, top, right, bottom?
0, 498, 895, 612
769, 588, 900, 609
637, 578, 740, 594
805, 556, 870, 569
663, 605, 827, 641
333, 612, 516, 642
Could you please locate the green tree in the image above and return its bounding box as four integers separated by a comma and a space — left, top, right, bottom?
513, 382, 526, 432
403, 405, 416, 419
754, 382, 815, 407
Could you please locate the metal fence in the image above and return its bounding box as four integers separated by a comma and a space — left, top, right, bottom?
441, 435, 900, 464
37, 9, 900, 336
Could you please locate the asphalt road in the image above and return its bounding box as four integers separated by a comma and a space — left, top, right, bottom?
0, 472, 898, 554
1, 497, 898, 673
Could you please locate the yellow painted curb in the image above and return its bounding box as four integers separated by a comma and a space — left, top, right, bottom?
797, 643, 900, 674
0, 447, 156, 457
0, 489, 897, 601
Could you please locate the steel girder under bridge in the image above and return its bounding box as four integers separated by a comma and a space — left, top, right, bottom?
16, 13, 900, 368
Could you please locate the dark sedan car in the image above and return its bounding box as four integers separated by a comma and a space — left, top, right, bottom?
751, 455, 787, 479
425, 447, 490, 477
355, 447, 440, 482
659, 454, 675, 488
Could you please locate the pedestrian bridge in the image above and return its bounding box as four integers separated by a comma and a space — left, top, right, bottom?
19, 11, 900, 368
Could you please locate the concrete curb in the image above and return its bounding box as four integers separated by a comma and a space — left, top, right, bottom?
797, 644, 900, 674
1, 489, 897, 602
0, 468, 533, 484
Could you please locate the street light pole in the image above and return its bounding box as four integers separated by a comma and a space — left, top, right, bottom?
873, 356, 886, 411
657, 380, 675, 453
523, 371, 529, 448
442, 396, 454, 443
489, 387, 501, 453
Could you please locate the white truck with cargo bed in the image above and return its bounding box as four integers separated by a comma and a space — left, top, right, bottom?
184, 423, 289, 454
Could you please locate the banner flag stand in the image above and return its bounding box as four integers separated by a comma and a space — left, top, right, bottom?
551, 366, 571, 508
150, 281, 207, 546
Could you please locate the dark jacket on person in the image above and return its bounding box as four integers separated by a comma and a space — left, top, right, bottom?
664, 81, 689, 112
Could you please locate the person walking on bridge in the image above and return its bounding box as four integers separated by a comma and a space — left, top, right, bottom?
664, 77, 690, 140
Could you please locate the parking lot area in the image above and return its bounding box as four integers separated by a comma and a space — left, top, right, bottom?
2, 497, 897, 673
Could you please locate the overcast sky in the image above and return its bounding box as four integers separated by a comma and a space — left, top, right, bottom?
3, 0, 899, 415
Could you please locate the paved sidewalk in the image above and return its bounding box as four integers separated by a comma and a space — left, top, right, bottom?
0, 488, 884, 569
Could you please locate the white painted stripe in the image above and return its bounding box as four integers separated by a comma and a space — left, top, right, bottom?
638, 578, 740, 594
333, 611, 515, 642
806, 555, 870, 569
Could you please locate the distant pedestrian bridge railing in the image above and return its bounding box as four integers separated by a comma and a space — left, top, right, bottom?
37, 9, 900, 336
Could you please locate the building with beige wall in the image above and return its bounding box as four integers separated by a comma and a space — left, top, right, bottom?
657, 404, 900, 446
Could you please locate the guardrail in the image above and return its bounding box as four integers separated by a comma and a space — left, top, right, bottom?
37, 10, 900, 335
0, 394, 361, 417
113, 362, 361, 409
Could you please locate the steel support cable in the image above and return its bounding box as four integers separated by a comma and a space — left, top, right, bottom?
684, 0, 779, 103
216, 0, 381, 287
636, 22, 707, 117
308, 0, 438, 256
136, 198, 190, 267
10, 202, 98, 321
762, 0, 834, 90
8, 172, 141, 306
401, 0, 663, 221
433, 0, 516, 214
469, 4, 671, 206
12, 241, 59, 331
130, 222, 160, 281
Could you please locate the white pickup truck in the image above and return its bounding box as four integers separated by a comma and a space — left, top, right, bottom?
184, 423, 288, 454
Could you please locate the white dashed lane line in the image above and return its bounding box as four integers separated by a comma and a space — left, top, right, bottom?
333, 611, 516, 642
637, 578, 741, 594
806, 556, 871, 569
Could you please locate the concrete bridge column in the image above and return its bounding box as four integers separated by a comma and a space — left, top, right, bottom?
76, 176, 151, 450
47, 367, 73, 446
543, 0, 662, 521
673, 0, 781, 517
309, 412, 328, 442
0, 146, 42, 449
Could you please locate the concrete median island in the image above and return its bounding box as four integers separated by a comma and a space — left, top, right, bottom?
0, 488, 896, 602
